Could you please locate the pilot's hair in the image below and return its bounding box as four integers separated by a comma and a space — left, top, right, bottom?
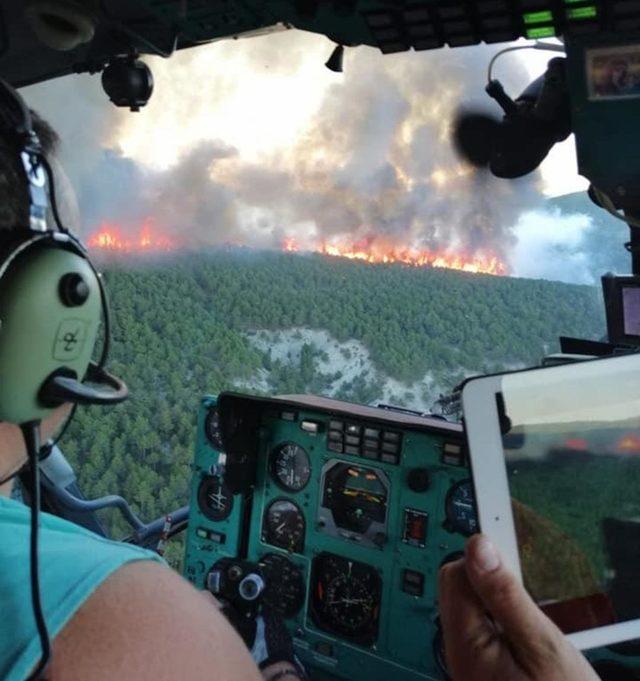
0, 110, 59, 231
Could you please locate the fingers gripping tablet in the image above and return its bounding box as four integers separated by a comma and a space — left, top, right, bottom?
461, 354, 640, 650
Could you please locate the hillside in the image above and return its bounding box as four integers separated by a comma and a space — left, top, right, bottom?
62, 251, 605, 539
545, 191, 630, 278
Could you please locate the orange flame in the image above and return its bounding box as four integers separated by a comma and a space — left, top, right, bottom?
616, 433, 640, 454
283, 237, 299, 253
88, 220, 176, 253
282, 238, 507, 276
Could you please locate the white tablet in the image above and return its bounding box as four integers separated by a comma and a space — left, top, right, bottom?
461, 353, 640, 651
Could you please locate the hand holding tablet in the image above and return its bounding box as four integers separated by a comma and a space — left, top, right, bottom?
439, 534, 600, 681
461, 353, 640, 650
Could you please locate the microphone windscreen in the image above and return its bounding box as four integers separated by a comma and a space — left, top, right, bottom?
451, 111, 500, 168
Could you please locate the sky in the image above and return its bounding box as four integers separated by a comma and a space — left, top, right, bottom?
111, 33, 587, 197
24, 28, 622, 284
101, 33, 586, 196
87, 31, 587, 195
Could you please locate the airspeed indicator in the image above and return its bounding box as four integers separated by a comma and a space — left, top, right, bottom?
270, 442, 311, 492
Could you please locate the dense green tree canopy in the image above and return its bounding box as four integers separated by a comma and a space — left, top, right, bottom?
63, 251, 604, 545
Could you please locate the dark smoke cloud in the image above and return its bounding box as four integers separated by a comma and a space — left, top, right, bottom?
22, 34, 548, 262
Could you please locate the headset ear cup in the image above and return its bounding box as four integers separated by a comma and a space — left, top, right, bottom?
0, 243, 102, 424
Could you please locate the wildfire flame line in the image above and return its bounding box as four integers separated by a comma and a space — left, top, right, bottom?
283, 237, 507, 276
87, 221, 507, 276
88, 220, 176, 253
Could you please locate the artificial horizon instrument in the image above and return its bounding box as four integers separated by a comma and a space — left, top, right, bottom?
1, 1, 640, 680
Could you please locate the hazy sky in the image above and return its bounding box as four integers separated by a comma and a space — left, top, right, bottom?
110, 31, 586, 196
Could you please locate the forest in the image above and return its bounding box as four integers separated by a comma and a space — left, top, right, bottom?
61, 250, 605, 547
510, 451, 640, 602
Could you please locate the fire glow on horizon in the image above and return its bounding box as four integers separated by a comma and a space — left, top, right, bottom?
283, 237, 507, 276
87, 222, 507, 275
88, 221, 176, 253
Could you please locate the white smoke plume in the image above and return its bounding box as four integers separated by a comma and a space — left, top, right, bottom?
22, 30, 622, 281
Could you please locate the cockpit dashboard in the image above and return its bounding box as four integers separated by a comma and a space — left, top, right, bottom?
183, 393, 639, 680
184, 393, 474, 680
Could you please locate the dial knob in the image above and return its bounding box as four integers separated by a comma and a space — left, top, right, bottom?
238, 573, 265, 602
407, 468, 430, 493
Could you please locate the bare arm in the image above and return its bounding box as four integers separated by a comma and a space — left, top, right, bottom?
48, 560, 262, 681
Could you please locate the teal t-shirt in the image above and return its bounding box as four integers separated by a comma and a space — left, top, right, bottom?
0, 496, 163, 681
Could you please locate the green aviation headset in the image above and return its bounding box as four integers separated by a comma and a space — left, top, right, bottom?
0, 85, 128, 426
0, 77, 127, 679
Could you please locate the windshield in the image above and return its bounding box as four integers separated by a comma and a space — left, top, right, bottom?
23, 32, 625, 552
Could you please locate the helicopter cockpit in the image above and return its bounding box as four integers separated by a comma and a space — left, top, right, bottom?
1, 1, 640, 680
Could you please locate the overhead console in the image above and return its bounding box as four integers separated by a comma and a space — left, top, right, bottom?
183, 392, 472, 680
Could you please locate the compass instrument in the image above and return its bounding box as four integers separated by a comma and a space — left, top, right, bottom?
311, 552, 381, 645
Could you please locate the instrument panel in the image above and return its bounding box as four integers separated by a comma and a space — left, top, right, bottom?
184, 393, 472, 680
184, 392, 640, 680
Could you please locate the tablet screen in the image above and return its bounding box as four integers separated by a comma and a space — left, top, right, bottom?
498, 358, 640, 634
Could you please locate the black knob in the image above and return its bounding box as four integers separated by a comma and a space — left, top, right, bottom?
407, 468, 431, 493
59, 273, 90, 307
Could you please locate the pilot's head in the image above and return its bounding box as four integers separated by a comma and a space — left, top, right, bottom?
0, 111, 73, 491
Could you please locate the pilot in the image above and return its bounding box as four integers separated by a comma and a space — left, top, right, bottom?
0, 108, 599, 681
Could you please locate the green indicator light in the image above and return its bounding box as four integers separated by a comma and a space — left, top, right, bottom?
567, 5, 597, 19
526, 26, 557, 38
196, 528, 207, 538
523, 10, 554, 24
564, 0, 585, 4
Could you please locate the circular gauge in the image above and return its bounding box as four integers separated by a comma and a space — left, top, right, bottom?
263, 499, 305, 552
326, 574, 376, 632
197, 475, 233, 521
204, 407, 224, 450
270, 442, 311, 492
311, 552, 381, 644
260, 553, 305, 618
444, 479, 478, 536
